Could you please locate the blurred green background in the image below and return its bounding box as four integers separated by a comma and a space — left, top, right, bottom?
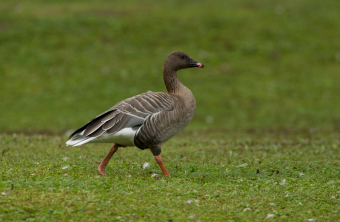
1, 0, 340, 133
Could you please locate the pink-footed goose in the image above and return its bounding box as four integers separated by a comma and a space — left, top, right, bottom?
66, 51, 204, 176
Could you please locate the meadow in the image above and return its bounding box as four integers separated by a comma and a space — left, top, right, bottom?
1, 0, 340, 221
1, 131, 340, 221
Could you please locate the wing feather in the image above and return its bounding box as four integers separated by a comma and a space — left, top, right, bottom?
136, 97, 159, 113
102, 113, 125, 130
66, 91, 173, 147
107, 114, 130, 134
101, 110, 119, 122
83, 118, 105, 136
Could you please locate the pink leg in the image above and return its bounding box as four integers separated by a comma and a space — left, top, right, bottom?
154, 155, 171, 177
98, 144, 119, 176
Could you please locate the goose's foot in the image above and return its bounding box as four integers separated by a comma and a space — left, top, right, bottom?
98, 144, 119, 176
154, 155, 171, 177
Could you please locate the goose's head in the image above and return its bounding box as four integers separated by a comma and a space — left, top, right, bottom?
165, 51, 204, 71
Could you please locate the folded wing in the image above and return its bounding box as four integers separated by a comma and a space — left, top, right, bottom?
66, 91, 173, 146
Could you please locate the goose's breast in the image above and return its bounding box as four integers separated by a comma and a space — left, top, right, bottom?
161, 103, 196, 142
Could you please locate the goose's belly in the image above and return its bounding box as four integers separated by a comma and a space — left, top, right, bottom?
90, 127, 138, 146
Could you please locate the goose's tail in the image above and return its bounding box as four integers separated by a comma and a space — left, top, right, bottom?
66, 133, 96, 147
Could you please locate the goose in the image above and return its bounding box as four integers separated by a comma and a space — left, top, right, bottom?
66, 51, 204, 176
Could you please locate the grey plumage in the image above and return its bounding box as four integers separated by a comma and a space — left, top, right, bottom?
66, 51, 203, 153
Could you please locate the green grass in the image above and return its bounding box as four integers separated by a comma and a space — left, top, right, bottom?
1, 131, 340, 221
1, 0, 340, 221
1, 0, 340, 132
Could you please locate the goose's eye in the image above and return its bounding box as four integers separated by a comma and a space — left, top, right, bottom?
181, 55, 185, 59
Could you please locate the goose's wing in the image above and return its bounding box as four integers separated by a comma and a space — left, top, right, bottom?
66, 91, 173, 146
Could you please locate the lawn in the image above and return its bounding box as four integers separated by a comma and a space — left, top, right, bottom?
1, 131, 339, 221
1, 0, 340, 221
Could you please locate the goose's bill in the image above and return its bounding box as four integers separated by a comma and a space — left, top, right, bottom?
189, 58, 204, 68
195, 62, 204, 68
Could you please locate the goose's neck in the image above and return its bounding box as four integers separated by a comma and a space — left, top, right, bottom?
163, 68, 185, 94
